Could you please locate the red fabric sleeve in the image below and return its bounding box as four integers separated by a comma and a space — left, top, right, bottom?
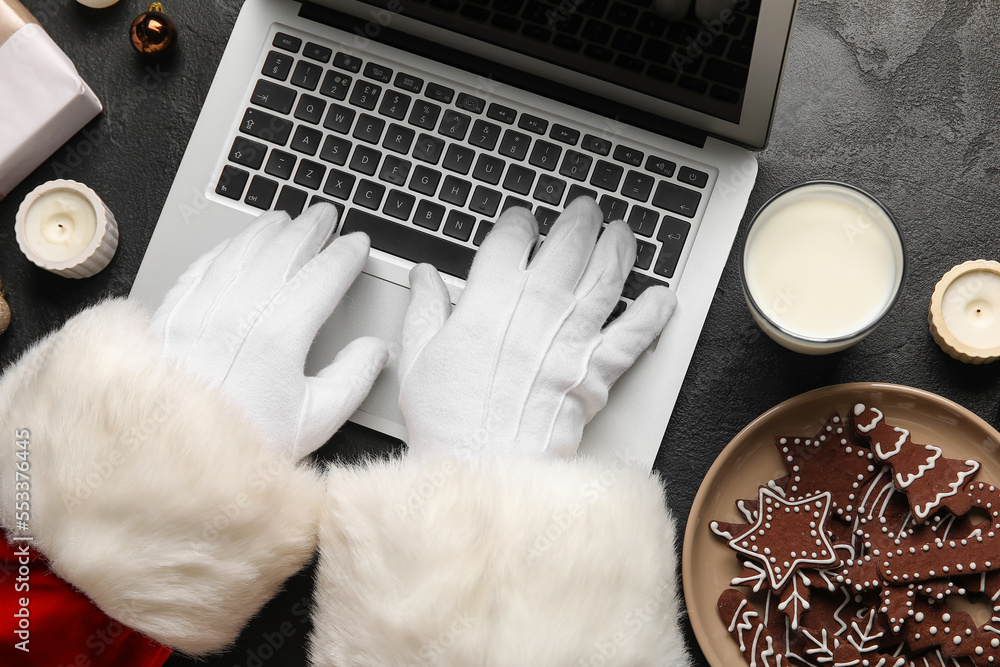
0, 533, 172, 667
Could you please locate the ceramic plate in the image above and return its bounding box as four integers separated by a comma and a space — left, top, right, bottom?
682, 382, 1000, 667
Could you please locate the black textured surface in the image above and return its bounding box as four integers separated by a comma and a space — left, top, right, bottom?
0, 1, 998, 665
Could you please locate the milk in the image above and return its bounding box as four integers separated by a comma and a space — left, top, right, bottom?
741, 183, 905, 354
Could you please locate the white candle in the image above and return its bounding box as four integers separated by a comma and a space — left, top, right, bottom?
741, 182, 905, 354
929, 260, 1000, 364
15, 180, 118, 278
75, 0, 122, 8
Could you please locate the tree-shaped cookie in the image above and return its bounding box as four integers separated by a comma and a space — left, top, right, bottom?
851, 403, 979, 520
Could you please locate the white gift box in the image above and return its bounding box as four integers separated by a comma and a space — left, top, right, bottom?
0, 0, 103, 199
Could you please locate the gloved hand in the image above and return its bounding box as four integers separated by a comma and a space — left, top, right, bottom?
398, 197, 676, 460
149, 204, 388, 461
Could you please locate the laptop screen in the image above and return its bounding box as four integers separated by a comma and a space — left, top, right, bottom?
305, 0, 795, 148
351, 0, 760, 126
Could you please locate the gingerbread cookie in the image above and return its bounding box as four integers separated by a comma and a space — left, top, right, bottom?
774, 413, 880, 523
851, 403, 980, 520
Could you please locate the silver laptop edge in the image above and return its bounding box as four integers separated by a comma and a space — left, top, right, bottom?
130, 0, 793, 469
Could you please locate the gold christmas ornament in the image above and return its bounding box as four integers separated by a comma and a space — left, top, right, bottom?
130, 3, 177, 56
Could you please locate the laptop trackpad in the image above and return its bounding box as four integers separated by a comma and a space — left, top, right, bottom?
305, 271, 411, 432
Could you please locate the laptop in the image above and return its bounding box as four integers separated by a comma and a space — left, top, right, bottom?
130, 0, 797, 470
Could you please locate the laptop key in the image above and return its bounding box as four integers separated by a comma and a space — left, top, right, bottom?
604, 300, 628, 327
473, 220, 494, 246
443, 144, 475, 175
621, 170, 654, 201
439, 175, 471, 207
291, 61, 322, 91
319, 135, 350, 165
229, 136, 267, 170
323, 169, 356, 199
349, 145, 381, 175
323, 104, 355, 134
241, 108, 293, 145
379, 155, 411, 185
394, 72, 424, 93
613, 145, 643, 166
294, 94, 326, 124
353, 114, 386, 144
333, 52, 362, 73
469, 186, 502, 216
383, 189, 416, 220
654, 216, 691, 278
425, 82, 454, 103
262, 51, 293, 81
272, 32, 301, 53
626, 206, 658, 237
652, 181, 700, 218
264, 149, 296, 180
503, 164, 535, 195
502, 196, 532, 213
487, 103, 517, 124
559, 150, 592, 180
350, 81, 382, 110
438, 110, 472, 141
549, 124, 580, 145
469, 120, 501, 151
472, 154, 504, 185
535, 206, 560, 235
408, 101, 442, 130
245, 175, 278, 209
499, 130, 531, 160
581, 133, 611, 155
567, 184, 598, 204
353, 179, 386, 210
590, 160, 623, 191
290, 125, 322, 156
409, 165, 441, 196
634, 240, 655, 270
621, 271, 668, 300
382, 123, 415, 154
528, 140, 562, 171
456, 93, 486, 114
319, 71, 352, 100
216, 165, 249, 200
364, 62, 393, 83
251, 80, 296, 114
275, 186, 308, 217
444, 210, 476, 242
413, 133, 445, 164
599, 195, 627, 223
303, 42, 332, 63
293, 159, 326, 190
678, 165, 709, 188
645, 155, 676, 177
344, 209, 476, 279
413, 200, 446, 231
518, 113, 548, 134
533, 174, 566, 206
378, 91, 411, 121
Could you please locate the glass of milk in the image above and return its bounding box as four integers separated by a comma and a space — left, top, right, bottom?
740, 181, 906, 354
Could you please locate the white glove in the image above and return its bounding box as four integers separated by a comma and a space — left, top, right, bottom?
150, 204, 388, 461
398, 197, 677, 460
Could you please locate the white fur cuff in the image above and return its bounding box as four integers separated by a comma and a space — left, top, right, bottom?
311, 454, 691, 667
0, 300, 325, 655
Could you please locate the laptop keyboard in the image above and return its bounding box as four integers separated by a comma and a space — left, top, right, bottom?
214, 26, 717, 306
